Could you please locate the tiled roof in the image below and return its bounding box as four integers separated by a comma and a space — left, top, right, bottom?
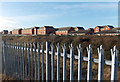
96, 25, 114, 29
97, 26, 105, 29
56, 27, 73, 31
13, 28, 22, 31
88, 28, 94, 31
75, 27, 84, 30
38, 26, 54, 29
23, 27, 34, 30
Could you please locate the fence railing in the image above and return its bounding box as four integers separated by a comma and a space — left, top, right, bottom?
2, 41, 120, 80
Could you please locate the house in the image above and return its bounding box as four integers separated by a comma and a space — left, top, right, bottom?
2, 30, 8, 34
69, 30, 86, 35
33, 27, 40, 35
88, 28, 94, 31
74, 27, 84, 31
9, 31, 12, 34
95, 30, 120, 36
22, 28, 34, 35
37, 26, 55, 35
69, 30, 94, 35
94, 25, 114, 33
55, 27, 75, 35
112, 27, 120, 32
12, 29, 22, 35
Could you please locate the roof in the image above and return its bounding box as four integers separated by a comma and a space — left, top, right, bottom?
13, 28, 23, 31
38, 26, 54, 29
88, 28, 94, 31
75, 27, 84, 30
3, 30, 8, 32
32, 26, 40, 29
23, 27, 34, 30
56, 27, 73, 31
96, 25, 114, 29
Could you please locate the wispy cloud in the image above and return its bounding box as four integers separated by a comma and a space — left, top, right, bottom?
0, 16, 21, 31
0, 13, 60, 31
10, 14, 59, 21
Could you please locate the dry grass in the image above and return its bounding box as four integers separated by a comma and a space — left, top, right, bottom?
0, 74, 16, 81
2, 35, 120, 80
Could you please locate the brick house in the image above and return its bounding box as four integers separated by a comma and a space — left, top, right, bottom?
69, 30, 94, 35
22, 28, 34, 35
94, 25, 114, 33
2, 30, 8, 34
112, 27, 120, 32
74, 27, 84, 31
95, 30, 120, 36
37, 26, 55, 35
33, 27, 40, 35
12, 28, 22, 34
55, 27, 75, 35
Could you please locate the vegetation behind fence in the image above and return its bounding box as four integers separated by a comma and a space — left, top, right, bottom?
2, 41, 120, 80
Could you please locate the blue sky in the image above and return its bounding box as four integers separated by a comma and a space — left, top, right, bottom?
0, 2, 118, 31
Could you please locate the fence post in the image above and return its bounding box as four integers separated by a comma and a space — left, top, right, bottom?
97, 45, 104, 81
41, 42, 44, 80
62, 44, 67, 81
22, 42, 25, 80
77, 44, 83, 81
56, 43, 60, 81
27, 43, 31, 80
111, 46, 118, 80
33, 42, 37, 80
37, 43, 40, 80
14, 42, 17, 77
87, 44, 92, 80
18, 43, 20, 79
5, 42, 8, 75
2, 41, 6, 75
51, 43, 54, 80
30, 43, 34, 80
46, 41, 51, 80
69, 44, 74, 81
19, 43, 22, 79
13, 43, 16, 77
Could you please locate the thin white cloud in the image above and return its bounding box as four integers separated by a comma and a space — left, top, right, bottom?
0, 16, 20, 31
10, 14, 58, 21
0, 14, 60, 31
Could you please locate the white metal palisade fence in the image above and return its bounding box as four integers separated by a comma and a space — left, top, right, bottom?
2, 41, 120, 81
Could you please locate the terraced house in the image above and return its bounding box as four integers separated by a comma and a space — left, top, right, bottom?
22, 28, 34, 35
12, 28, 22, 35
55, 27, 75, 35
37, 26, 55, 35
94, 25, 114, 33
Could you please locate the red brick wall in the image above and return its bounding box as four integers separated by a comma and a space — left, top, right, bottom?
37, 28, 46, 35
46, 28, 55, 34
56, 31, 68, 35
94, 27, 100, 33
22, 29, 34, 35
37, 27, 55, 35
56, 28, 74, 35
34, 28, 37, 35
12, 30, 22, 34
